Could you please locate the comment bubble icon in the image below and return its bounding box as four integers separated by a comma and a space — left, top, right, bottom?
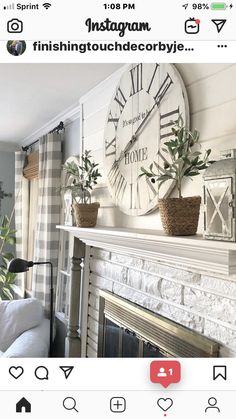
34, 366, 49, 380
150, 360, 181, 388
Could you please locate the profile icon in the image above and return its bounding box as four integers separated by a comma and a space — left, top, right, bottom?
205, 397, 220, 413
7, 40, 26, 56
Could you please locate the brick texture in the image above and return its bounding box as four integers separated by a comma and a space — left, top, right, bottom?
87, 249, 236, 357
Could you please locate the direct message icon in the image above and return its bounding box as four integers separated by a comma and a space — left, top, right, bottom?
150, 361, 181, 388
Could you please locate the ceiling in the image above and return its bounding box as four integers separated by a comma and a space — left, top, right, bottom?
0, 63, 123, 147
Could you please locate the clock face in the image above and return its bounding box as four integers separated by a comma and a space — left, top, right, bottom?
104, 63, 189, 216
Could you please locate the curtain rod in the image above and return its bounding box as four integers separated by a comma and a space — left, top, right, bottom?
22, 121, 64, 152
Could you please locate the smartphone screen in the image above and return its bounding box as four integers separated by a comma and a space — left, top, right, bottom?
0, 0, 235, 417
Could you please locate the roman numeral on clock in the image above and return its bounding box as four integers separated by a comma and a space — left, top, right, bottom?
130, 182, 141, 210
115, 174, 127, 201
107, 111, 119, 131
160, 107, 180, 140
154, 73, 173, 106
146, 177, 158, 203
107, 165, 127, 201
130, 63, 143, 97
147, 63, 159, 94
107, 164, 119, 186
105, 136, 116, 157
114, 87, 127, 115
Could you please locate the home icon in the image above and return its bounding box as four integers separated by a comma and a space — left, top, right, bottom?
16, 397, 31, 413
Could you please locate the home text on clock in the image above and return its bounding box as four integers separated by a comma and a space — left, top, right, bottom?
103, 3, 135, 10
125, 147, 148, 165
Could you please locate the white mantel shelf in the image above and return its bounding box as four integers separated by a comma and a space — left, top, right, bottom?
57, 225, 236, 277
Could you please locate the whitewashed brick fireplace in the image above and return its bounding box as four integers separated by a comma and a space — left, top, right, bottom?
58, 226, 236, 358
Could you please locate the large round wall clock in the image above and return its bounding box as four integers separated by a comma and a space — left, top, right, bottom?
104, 63, 189, 216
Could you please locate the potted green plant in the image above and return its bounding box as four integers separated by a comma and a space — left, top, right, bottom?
140, 116, 213, 236
62, 150, 102, 228
0, 214, 18, 299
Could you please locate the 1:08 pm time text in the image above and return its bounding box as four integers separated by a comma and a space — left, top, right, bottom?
103, 3, 135, 9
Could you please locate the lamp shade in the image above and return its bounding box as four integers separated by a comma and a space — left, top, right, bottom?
8, 258, 34, 273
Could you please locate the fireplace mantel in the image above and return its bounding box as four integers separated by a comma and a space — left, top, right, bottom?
57, 225, 236, 276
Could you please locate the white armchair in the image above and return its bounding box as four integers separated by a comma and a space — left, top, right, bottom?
0, 298, 50, 357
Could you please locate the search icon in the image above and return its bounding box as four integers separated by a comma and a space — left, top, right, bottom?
63, 397, 78, 413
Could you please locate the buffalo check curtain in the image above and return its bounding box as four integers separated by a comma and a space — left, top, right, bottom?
15, 150, 29, 296
32, 133, 62, 315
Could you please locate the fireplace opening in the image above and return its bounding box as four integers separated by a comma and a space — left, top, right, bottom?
98, 291, 220, 358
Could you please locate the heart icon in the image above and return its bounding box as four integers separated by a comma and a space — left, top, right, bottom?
9, 366, 24, 379
157, 398, 173, 412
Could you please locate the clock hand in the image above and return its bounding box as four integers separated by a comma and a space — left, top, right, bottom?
112, 95, 165, 169
112, 135, 137, 168
134, 96, 161, 138
122, 134, 137, 155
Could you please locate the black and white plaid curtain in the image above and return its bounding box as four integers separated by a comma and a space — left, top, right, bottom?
15, 150, 29, 295
32, 133, 62, 315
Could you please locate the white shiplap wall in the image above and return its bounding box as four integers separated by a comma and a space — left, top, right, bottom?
80, 63, 236, 231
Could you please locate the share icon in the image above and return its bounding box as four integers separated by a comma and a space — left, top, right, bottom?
59, 366, 74, 379
212, 19, 227, 33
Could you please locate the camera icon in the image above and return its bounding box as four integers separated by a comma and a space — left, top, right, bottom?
7, 18, 23, 33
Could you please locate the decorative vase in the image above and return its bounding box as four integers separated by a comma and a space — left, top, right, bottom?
159, 196, 201, 236
73, 202, 100, 228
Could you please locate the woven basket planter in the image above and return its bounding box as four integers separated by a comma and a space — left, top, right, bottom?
73, 202, 100, 228
159, 196, 201, 236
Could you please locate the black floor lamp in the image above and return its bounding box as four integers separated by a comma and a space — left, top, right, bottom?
8, 258, 54, 357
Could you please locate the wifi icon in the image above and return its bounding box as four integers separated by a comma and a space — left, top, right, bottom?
43, 2, 51, 9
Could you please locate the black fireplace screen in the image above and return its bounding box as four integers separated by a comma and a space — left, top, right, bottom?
103, 318, 167, 358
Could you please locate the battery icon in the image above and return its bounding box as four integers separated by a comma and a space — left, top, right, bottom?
211, 2, 227, 10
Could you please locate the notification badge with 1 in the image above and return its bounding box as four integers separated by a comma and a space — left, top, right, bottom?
150, 361, 181, 388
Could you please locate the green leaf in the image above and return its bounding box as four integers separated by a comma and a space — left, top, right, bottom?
197, 165, 208, 170
2, 287, 13, 300
152, 161, 164, 174
206, 149, 211, 156
2, 215, 10, 227
2, 252, 14, 261
11, 284, 22, 295
0, 226, 10, 233
186, 172, 199, 177
157, 174, 173, 181
191, 157, 199, 166
5, 237, 16, 245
